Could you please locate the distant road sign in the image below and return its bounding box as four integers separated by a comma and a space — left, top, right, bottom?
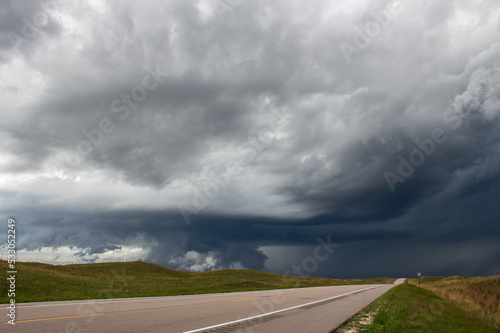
417, 272, 421, 277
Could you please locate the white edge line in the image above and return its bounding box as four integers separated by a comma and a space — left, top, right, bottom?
1, 285, 377, 310
0, 294, 227, 310
0, 289, 285, 309
182, 285, 381, 333
0, 294, 233, 310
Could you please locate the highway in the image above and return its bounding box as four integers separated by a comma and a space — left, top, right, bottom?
2, 279, 405, 332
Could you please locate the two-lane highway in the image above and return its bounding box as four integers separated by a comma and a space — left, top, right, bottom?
2, 280, 405, 332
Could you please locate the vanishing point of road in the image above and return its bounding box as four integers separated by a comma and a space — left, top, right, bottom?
2, 278, 406, 332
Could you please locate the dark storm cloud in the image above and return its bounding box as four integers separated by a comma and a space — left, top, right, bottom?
7, 208, 408, 271
7, 187, 500, 275
1, 0, 500, 277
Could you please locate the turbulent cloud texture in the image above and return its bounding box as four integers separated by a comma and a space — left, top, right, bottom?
1, 0, 500, 277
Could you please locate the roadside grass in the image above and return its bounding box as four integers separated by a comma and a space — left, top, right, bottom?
335, 283, 498, 333
335, 304, 379, 333
0, 260, 393, 303
408, 275, 500, 328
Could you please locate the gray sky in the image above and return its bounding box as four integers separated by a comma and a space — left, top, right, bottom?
1, 0, 500, 278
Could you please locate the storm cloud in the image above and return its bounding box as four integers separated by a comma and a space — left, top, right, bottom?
1, 0, 500, 278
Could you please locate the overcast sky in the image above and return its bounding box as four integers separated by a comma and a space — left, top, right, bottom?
1, 0, 500, 278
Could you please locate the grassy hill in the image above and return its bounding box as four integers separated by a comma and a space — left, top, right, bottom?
408, 275, 500, 328
0, 260, 394, 303
336, 282, 499, 333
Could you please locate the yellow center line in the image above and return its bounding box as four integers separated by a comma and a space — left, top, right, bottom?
231, 297, 256, 302
3, 313, 104, 324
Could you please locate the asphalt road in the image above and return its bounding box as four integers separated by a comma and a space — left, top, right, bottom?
2, 279, 405, 332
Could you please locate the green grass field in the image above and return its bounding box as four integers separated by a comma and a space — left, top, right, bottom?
0, 260, 394, 303
408, 275, 500, 328
337, 282, 499, 333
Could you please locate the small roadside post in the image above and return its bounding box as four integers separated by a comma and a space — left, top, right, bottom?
417, 272, 421, 286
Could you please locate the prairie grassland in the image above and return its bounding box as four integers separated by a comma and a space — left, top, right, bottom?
409, 275, 500, 328
336, 283, 498, 333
